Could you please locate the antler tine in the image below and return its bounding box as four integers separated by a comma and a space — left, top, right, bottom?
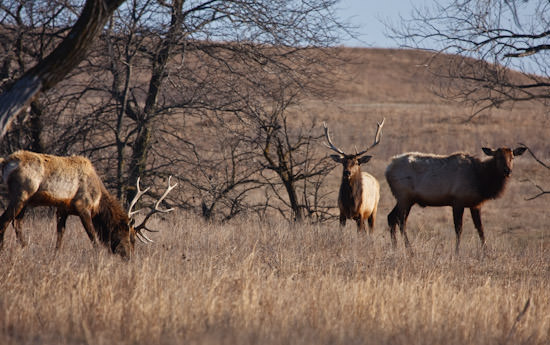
355, 118, 385, 156
322, 122, 345, 155
136, 230, 154, 243
127, 177, 151, 218
134, 176, 178, 235
153, 176, 178, 213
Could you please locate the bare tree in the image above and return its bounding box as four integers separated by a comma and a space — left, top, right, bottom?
391, 0, 550, 115
0, 0, 348, 219
70, 0, 346, 211
0, 0, 125, 137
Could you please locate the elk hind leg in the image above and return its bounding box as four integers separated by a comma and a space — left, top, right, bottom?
0, 200, 27, 250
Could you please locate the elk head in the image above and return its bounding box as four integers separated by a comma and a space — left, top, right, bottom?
482, 146, 526, 177
323, 119, 385, 181
126, 176, 178, 249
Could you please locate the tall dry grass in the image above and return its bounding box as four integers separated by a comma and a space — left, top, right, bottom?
0, 210, 548, 345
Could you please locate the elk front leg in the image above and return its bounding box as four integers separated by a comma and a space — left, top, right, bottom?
387, 205, 401, 248
452, 206, 464, 254
13, 206, 27, 247
470, 207, 487, 251
339, 214, 346, 227
76, 208, 97, 248
55, 209, 68, 251
356, 217, 366, 233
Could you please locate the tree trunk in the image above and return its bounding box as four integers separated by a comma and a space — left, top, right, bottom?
0, 0, 126, 137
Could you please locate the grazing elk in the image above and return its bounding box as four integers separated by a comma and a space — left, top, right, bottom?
324, 119, 384, 233
0, 150, 177, 258
385, 146, 526, 254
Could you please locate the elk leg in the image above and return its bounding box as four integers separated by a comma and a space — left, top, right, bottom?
368, 208, 376, 234
339, 214, 346, 227
13, 206, 27, 247
470, 207, 487, 251
398, 205, 412, 252
0, 200, 27, 250
356, 217, 366, 233
55, 210, 68, 251
452, 206, 464, 254
76, 209, 98, 248
387, 205, 399, 248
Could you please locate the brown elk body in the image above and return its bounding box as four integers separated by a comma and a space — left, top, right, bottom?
0, 150, 175, 258
324, 119, 384, 233
385, 146, 526, 254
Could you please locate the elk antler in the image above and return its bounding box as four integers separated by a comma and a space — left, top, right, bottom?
323, 118, 385, 157
323, 122, 345, 155
128, 177, 151, 218
355, 117, 385, 156
128, 176, 178, 243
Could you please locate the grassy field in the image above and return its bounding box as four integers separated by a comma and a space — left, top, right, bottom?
0, 213, 548, 345
1, 47, 550, 344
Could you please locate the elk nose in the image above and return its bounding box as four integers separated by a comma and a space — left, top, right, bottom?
503, 167, 511, 176
343, 170, 351, 179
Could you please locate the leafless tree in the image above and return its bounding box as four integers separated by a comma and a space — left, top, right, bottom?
391, 0, 550, 116
0, 0, 348, 220
69, 0, 346, 212
391, 0, 550, 197
0, 0, 125, 137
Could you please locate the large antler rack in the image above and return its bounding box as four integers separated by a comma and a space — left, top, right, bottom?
128, 176, 178, 243
323, 118, 385, 157
323, 122, 345, 155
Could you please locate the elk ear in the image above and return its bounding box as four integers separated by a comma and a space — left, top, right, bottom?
357, 155, 372, 165
330, 154, 343, 163
513, 147, 526, 156
482, 147, 496, 156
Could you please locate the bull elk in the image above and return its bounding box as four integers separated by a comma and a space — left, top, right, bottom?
0, 150, 177, 259
385, 146, 526, 254
324, 119, 384, 233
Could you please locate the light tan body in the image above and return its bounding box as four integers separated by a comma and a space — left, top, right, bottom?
0, 150, 134, 257
323, 119, 385, 233
338, 172, 379, 232
3, 151, 102, 213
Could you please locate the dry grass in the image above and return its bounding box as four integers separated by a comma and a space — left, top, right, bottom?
0, 212, 549, 345
1, 47, 550, 344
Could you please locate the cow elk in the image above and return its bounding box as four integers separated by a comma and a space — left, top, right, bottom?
0, 150, 177, 259
385, 146, 526, 254
324, 118, 384, 233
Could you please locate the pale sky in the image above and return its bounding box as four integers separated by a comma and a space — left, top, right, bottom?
337, 0, 417, 47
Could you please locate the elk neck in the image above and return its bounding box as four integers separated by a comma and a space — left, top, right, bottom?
92, 185, 131, 246
339, 170, 363, 210
476, 157, 509, 200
